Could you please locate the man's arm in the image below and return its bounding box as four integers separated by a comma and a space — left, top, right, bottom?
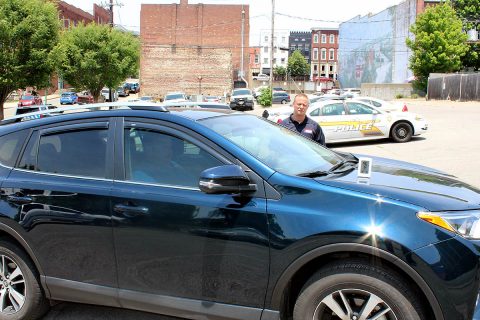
314, 124, 326, 146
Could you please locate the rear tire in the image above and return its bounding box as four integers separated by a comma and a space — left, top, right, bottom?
293, 261, 425, 320
391, 122, 413, 143
0, 241, 49, 320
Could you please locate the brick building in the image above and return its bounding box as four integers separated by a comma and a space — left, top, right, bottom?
289, 31, 312, 65
249, 47, 261, 78
36, 2, 110, 95
310, 28, 339, 81
140, 0, 249, 97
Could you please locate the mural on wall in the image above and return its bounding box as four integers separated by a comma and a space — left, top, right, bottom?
338, 0, 416, 88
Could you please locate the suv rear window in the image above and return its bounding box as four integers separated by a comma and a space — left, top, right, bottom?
0, 130, 28, 167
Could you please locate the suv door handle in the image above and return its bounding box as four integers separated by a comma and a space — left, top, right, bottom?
113, 204, 149, 217
7, 195, 33, 205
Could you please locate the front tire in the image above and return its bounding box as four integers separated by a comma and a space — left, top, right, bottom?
0, 241, 49, 320
391, 122, 413, 143
293, 261, 424, 320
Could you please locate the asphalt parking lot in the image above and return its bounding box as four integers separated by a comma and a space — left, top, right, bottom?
23, 97, 480, 319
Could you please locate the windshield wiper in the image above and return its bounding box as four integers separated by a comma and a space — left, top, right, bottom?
297, 170, 329, 178
328, 158, 359, 173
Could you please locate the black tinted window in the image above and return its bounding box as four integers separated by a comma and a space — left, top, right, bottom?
124, 128, 223, 187
0, 130, 28, 167
37, 129, 108, 178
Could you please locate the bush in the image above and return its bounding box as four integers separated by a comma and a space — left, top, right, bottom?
411, 93, 419, 99
395, 93, 405, 99
257, 87, 272, 107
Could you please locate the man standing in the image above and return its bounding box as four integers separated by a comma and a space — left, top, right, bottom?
280, 93, 326, 146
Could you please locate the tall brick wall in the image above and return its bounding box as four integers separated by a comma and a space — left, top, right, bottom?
141, 46, 232, 97
140, 1, 249, 97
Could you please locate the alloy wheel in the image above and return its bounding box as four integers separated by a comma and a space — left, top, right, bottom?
0, 255, 25, 314
313, 289, 397, 320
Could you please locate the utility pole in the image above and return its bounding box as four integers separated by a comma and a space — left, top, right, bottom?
108, 0, 114, 103
269, 0, 275, 101
240, 6, 245, 83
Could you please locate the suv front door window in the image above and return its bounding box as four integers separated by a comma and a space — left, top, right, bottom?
112, 121, 270, 309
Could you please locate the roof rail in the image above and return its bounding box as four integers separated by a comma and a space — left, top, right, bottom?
1, 101, 168, 125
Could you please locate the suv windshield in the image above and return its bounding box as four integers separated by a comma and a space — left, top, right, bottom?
232, 89, 251, 96
200, 114, 342, 175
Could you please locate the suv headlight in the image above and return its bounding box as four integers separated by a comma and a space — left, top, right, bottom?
418, 210, 480, 239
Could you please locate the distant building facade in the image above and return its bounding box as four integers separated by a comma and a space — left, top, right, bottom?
289, 31, 311, 65
57, 1, 110, 28
259, 30, 289, 75
249, 47, 261, 78
310, 28, 339, 81
140, 0, 249, 97
338, 0, 442, 88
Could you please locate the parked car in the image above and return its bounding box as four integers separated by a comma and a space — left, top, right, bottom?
229, 88, 254, 111
60, 92, 78, 105
101, 88, 118, 102
0, 102, 478, 320
139, 96, 154, 102
77, 91, 105, 104
17, 94, 42, 107
272, 91, 291, 104
355, 96, 408, 112
342, 87, 362, 97
164, 92, 188, 102
252, 73, 270, 81
162, 101, 231, 110
269, 99, 427, 143
117, 86, 129, 97
273, 87, 285, 92
203, 95, 221, 103
125, 82, 140, 93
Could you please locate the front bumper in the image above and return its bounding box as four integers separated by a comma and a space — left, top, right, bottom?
410, 237, 480, 320
230, 100, 254, 110
413, 120, 428, 136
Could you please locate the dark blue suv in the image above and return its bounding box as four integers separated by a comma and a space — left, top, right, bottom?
0, 103, 479, 320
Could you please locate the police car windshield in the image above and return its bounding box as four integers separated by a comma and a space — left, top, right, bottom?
200, 114, 342, 176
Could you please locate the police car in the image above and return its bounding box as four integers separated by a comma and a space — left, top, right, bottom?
268, 99, 428, 143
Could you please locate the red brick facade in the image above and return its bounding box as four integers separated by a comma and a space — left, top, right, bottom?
56, 1, 109, 28
310, 29, 339, 80
249, 47, 261, 75
140, 0, 249, 97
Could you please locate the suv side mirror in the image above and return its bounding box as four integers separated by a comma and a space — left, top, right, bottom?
199, 165, 257, 195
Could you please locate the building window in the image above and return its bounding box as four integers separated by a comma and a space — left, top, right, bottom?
330, 65, 334, 72
329, 49, 335, 60
321, 65, 326, 71
321, 48, 326, 60
313, 64, 318, 72
264, 58, 268, 64
273, 58, 277, 64
281, 58, 285, 64
313, 48, 318, 60
330, 34, 335, 44
301, 38, 305, 41
282, 36, 286, 43
255, 54, 259, 64
264, 35, 268, 42
290, 46, 296, 51
321, 34, 326, 43
313, 34, 319, 43
264, 47, 268, 53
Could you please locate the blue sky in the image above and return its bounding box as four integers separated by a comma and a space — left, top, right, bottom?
67, 0, 404, 45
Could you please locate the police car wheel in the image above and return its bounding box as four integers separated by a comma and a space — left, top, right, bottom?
391, 122, 413, 143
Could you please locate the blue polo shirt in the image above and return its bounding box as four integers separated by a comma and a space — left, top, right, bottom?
281, 114, 326, 146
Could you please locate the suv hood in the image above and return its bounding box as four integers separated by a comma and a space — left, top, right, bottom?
316, 155, 480, 211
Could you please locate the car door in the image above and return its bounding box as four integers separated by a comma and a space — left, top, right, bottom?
309, 102, 350, 142
112, 119, 269, 317
345, 101, 389, 140
0, 120, 117, 300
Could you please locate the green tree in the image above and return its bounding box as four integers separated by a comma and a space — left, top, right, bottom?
453, 0, 480, 70
274, 66, 287, 77
0, 0, 60, 119
54, 23, 140, 102
406, 2, 468, 92
257, 87, 272, 107
287, 50, 310, 77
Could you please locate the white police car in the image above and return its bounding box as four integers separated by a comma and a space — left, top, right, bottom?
268, 99, 428, 143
